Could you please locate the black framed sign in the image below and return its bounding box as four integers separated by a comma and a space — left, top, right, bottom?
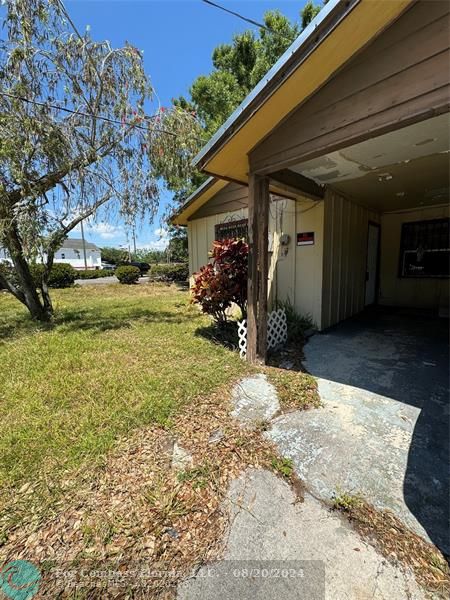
215, 219, 248, 241
297, 232, 315, 246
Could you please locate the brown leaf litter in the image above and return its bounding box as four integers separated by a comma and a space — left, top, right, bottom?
0, 381, 282, 598
333, 495, 450, 597
1, 370, 446, 599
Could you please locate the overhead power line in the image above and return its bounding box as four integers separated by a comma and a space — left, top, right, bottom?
0, 91, 206, 142
201, 0, 292, 42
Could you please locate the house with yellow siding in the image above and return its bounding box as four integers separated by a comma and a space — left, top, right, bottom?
172, 0, 449, 361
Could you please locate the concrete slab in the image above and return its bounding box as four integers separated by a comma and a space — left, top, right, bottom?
269, 311, 449, 556
231, 374, 279, 424
177, 469, 424, 600
269, 383, 425, 536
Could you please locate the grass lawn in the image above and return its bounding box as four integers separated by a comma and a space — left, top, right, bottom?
0, 283, 326, 597
0, 283, 249, 499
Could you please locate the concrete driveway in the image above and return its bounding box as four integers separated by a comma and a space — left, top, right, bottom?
269, 309, 449, 557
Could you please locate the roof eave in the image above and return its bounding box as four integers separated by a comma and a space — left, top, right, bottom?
169, 176, 218, 226
193, 0, 359, 171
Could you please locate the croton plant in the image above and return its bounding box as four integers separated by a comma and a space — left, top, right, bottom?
191, 238, 248, 324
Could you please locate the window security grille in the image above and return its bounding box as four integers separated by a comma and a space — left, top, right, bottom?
399, 218, 449, 278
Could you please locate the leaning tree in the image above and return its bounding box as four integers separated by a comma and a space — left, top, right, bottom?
0, 0, 202, 320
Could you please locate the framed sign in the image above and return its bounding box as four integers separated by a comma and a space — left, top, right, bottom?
297, 232, 315, 246
215, 219, 248, 241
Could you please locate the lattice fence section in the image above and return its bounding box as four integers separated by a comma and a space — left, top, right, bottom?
237, 319, 248, 358
237, 308, 287, 358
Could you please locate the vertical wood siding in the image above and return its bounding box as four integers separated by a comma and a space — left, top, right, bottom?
250, 1, 450, 173
294, 200, 324, 328
187, 195, 325, 328
322, 189, 380, 329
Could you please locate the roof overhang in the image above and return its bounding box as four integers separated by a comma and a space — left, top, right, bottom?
171, 175, 322, 226
170, 177, 228, 226
194, 0, 413, 183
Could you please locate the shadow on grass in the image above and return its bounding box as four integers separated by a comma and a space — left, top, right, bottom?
0, 305, 199, 342
0, 315, 53, 342
195, 321, 240, 351
57, 306, 196, 334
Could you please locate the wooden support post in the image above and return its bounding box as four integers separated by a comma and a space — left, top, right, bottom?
247, 173, 269, 364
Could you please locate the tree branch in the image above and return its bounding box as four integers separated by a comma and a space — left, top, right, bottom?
3, 127, 131, 208
0, 269, 25, 304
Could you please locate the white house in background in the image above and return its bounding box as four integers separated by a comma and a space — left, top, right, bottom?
0, 238, 102, 270
52, 238, 102, 270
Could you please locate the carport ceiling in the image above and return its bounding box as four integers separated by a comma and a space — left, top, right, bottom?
290, 113, 449, 212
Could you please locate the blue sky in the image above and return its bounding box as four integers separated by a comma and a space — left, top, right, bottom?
65, 1, 308, 251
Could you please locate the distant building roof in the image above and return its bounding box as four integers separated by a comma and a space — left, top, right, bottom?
61, 238, 100, 251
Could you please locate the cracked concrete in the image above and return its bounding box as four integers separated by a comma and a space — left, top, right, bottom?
178, 312, 448, 597
269, 382, 424, 537
231, 373, 280, 424
178, 469, 424, 600
268, 312, 449, 556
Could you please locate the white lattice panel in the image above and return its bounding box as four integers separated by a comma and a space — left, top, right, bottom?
238, 319, 247, 358
267, 308, 288, 350
237, 308, 287, 358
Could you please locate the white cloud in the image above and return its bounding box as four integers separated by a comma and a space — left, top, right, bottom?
87, 222, 124, 240
137, 239, 168, 251
154, 227, 168, 239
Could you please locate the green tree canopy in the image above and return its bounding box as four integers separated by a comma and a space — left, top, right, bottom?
171, 1, 325, 206
0, 0, 202, 320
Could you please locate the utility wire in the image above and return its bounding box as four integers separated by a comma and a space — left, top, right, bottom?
0, 91, 206, 142
201, 0, 293, 42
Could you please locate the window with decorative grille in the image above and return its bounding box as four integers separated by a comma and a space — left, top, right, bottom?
399, 218, 449, 278
215, 219, 248, 241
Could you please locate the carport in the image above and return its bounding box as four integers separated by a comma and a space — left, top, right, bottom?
296, 112, 450, 329
270, 307, 449, 557
191, 0, 449, 362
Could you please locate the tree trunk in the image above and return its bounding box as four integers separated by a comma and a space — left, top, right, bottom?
41, 249, 55, 316
13, 254, 51, 321
4, 226, 52, 322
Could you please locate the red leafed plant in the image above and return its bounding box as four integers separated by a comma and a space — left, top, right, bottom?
191, 238, 248, 324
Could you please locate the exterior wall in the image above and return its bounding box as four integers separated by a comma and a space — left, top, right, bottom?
53, 247, 102, 270
379, 205, 450, 310
0, 247, 101, 269
187, 207, 248, 276
293, 200, 324, 328
322, 189, 380, 329
187, 195, 325, 329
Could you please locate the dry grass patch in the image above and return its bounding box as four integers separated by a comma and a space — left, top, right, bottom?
1, 382, 282, 598
0, 284, 249, 535
0, 283, 318, 597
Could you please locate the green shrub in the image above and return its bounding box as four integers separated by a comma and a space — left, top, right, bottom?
276, 299, 314, 343
32, 263, 76, 289
76, 269, 112, 280
191, 239, 248, 324
115, 265, 140, 284
151, 263, 188, 282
